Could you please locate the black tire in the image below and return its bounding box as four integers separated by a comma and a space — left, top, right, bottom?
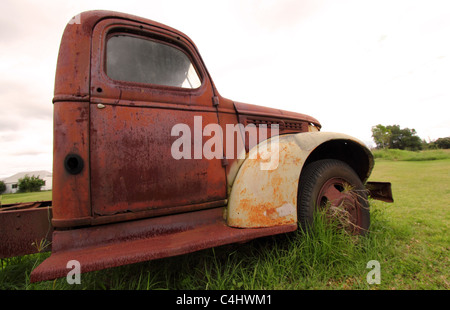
297, 159, 370, 235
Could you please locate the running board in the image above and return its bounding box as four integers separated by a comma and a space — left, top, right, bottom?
30, 207, 297, 283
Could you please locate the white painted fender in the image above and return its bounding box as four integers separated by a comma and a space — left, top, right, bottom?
226, 132, 372, 228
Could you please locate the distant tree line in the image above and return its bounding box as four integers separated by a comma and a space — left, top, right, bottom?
371, 124, 449, 151
426, 137, 450, 149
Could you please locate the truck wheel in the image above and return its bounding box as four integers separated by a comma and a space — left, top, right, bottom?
297, 159, 370, 235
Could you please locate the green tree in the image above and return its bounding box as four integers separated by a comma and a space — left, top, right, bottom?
17, 175, 45, 193
0, 180, 6, 194
435, 137, 450, 149
387, 125, 422, 151
372, 124, 422, 151
371, 124, 391, 149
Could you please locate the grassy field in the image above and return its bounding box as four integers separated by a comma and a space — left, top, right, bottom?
0, 191, 52, 205
366, 158, 449, 289
1, 150, 449, 290
372, 148, 450, 161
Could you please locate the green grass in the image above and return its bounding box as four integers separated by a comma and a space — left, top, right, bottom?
0, 191, 52, 205
1, 152, 449, 290
372, 148, 450, 161
366, 158, 449, 289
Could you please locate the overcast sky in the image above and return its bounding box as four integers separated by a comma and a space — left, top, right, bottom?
1, 0, 449, 178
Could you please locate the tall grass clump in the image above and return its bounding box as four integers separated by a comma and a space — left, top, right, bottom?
274, 206, 390, 289
187, 204, 394, 290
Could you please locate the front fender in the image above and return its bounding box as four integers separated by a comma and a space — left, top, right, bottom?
226, 132, 373, 228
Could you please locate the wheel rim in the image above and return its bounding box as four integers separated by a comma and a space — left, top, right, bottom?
317, 177, 363, 234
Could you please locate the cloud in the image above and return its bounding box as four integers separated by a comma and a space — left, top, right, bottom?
0, 117, 53, 178
0, 76, 53, 178
237, 0, 326, 31
0, 117, 23, 133
0, 79, 53, 125
0, 0, 449, 178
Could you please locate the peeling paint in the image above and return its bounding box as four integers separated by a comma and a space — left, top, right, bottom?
275, 203, 296, 218
227, 132, 374, 228
227, 135, 303, 228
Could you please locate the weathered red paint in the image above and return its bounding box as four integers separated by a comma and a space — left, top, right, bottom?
30, 207, 297, 283
366, 182, 394, 203
49, 10, 317, 229
317, 177, 364, 234
29, 10, 314, 281
0, 202, 53, 258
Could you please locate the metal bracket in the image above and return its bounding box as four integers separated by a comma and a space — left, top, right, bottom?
212, 96, 219, 106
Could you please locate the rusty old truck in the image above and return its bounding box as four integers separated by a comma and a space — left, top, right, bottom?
0, 11, 392, 283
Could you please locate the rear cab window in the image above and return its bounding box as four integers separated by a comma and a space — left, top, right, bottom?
106, 34, 202, 89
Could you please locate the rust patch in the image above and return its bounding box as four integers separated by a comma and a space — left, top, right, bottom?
227, 135, 302, 228
0, 204, 53, 258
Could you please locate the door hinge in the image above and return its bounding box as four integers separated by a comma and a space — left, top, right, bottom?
212, 96, 219, 106
221, 157, 229, 167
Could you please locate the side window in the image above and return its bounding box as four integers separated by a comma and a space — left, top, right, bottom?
106, 35, 202, 89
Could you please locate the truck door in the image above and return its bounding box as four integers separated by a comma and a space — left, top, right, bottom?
89, 18, 226, 219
